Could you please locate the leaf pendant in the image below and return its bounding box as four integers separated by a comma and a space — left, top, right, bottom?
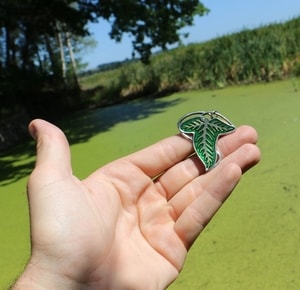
178, 111, 236, 171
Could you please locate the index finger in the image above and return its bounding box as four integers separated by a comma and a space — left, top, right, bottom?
125, 125, 258, 178
125, 134, 193, 178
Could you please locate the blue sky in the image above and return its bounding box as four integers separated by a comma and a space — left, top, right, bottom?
83, 0, 300, 69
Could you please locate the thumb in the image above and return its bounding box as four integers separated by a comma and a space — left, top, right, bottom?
28, 119, 72, 184
27, 120, 76, 249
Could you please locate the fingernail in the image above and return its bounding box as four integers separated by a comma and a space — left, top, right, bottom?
28, 122, 37, 140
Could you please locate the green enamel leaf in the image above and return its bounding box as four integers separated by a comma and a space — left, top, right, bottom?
179, 113, 235, 170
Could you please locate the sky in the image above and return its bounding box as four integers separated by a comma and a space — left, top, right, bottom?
83, 0, 300, 70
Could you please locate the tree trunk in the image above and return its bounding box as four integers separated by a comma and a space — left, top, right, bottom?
66, 31, 79, 87
44, 34, 62, 81
57, 30, 67, 82
4, 26, 11, 68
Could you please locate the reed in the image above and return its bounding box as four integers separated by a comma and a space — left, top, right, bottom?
80, 16, 300, 103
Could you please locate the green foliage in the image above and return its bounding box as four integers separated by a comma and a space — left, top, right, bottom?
98, 0, 209, 63
0, 0, 206, 118
83, 16, 300, 102
0, 0, 96, 117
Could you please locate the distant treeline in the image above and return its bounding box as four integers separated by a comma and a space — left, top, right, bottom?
82, 16, 300, 105
80, 59, 135, 77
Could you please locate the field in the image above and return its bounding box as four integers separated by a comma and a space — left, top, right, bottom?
1, 79, 300, 289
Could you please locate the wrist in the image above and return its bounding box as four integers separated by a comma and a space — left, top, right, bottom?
12, 260, 85, 290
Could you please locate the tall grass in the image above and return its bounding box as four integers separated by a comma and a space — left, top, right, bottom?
80, 16, 300, 104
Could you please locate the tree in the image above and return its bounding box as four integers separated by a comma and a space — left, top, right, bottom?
96, 0, 209, 63
0, 0, 208, 117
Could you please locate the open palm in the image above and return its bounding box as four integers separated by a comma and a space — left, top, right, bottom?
20, 119, 260, 290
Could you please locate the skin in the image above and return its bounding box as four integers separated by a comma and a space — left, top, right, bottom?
12, 119, 260, 290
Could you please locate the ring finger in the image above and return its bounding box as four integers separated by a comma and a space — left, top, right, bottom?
154, 125, 258, 200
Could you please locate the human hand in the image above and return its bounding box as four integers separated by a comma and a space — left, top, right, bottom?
13, 119, 260, 290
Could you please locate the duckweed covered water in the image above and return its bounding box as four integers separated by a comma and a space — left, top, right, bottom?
1, 80, 300, 289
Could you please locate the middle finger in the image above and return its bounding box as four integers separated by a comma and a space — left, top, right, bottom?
154, 125, 257, 200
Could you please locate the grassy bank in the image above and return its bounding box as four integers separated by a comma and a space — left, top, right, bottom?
1, 79, 300, 288
80, 17, 300, 107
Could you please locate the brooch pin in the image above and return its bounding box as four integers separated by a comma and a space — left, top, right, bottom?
178, 111, 236, 171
